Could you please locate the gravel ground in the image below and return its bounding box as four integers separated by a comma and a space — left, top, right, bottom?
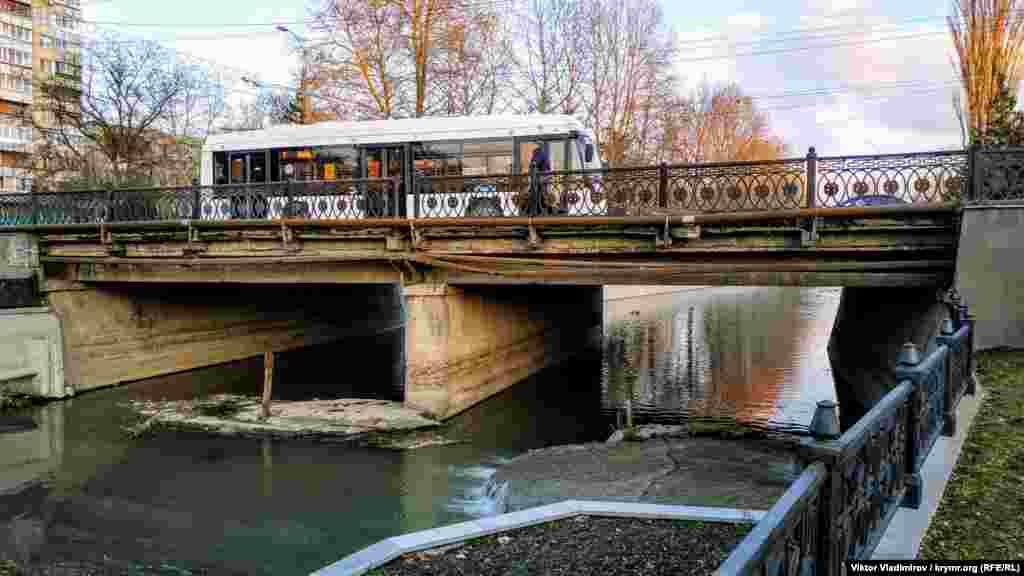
368, 516, 752, 576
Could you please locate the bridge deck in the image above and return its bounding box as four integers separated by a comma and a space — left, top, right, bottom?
27, 204, 959, 288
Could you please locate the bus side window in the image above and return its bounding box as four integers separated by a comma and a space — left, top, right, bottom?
214, 152, 227, 185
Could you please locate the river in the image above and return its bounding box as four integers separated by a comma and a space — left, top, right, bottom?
0, 286, 840, 575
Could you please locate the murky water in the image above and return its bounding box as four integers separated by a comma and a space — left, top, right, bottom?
602, 286, 841, 433
0, 287, 840, 575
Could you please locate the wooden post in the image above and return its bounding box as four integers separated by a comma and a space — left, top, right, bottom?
261, 351, 274, 419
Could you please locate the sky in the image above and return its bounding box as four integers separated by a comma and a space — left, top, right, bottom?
80, 0, 967, 157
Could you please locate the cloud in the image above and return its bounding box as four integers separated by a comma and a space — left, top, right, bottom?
673, 1, 963, 156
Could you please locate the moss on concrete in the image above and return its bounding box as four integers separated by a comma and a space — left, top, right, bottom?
919, 349, 1024, 561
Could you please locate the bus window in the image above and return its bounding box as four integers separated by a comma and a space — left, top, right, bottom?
250, 152, 267, 183
414, 142, 461, 177
463, 139, 513, 175
230, 155, 245, 184
213, 152, 227, 185
317, 146, 357, 180
548, 140, 568, 172
518, 141, 539, 174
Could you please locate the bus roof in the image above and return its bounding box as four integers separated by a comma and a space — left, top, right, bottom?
203, 114, 589, 153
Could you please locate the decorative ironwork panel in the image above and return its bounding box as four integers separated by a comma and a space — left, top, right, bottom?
665, 159, 806, 212
816, 151, 968, 207
201, 179, 399, 221
937, 326, 971, 416
416, 174, 516, 217
975, 148, 1024, 201
717, 463, 826, 576
833, 399, 909, 562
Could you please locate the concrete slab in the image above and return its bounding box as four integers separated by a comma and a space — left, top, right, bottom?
872, 385, 984, 560
388, 519, 482, 553
575, 501, 765, 523
310, 540, 402, 576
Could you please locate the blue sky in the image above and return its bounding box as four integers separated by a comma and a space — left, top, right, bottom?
82, 0, 965, 156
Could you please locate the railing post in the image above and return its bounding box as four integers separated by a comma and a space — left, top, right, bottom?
938, 319, 958, 437
894, 342, 924, 510
805, 147, 818, 243
29, 191, 39, 225
413, 168, 420, 218
658, 162, 668, 209
191, 178, 201, 220
965, 309, 977, 396
806, 147, 817, 209
106, 186, 115, 223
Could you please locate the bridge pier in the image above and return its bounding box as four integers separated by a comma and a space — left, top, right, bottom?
45, 279, 404, 395
403, 283, 603, 420
828, 287, 949, 430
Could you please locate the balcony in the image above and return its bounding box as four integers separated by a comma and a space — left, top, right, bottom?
0, 1, 31, 20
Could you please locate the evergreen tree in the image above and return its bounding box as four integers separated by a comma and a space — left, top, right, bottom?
973, 73, 1024, 148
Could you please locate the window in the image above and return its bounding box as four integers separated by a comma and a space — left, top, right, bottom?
40, 58, 55, 75
413, 142, 461, 177
462, 139, 513, 175
0, 1, 31, 18
55, 60, 78, 76
314, 146, 357, 181
0, 47, 30, 67
40, 35, 53, 48
1, 22, 31, 42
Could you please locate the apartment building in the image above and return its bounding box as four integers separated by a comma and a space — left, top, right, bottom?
0, 0, 79, 193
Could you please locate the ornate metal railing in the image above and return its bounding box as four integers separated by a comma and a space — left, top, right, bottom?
973, 147, 1024, 202
815, 150, 968, 207
0, 178, 400, 225
721, 300, 976, 576
2, 145, 1021, 226
716, 462, 826, 576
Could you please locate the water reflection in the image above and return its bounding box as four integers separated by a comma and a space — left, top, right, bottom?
601, 287, 841, 433
0, 287, 840, 574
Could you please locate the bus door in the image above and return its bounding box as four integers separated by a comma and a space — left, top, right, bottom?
362, 146, 408, 217
226, 150, 270, 218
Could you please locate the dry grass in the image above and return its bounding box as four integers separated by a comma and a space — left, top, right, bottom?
919, 349, 1024, 560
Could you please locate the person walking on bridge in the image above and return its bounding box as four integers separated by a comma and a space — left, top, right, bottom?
528, 144, 551, 216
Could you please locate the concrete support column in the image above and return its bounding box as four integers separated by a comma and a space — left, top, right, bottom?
828, 287, 948, 430
404, 283, 603, 420
955, 204, 1024, 350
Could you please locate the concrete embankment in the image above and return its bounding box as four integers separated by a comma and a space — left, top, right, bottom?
492, 426, 798, 512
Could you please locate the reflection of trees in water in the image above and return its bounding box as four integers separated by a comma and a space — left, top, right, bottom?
602, 288, 806, 427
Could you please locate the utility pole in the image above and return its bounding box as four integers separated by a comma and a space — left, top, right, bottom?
280, 26, 313, 125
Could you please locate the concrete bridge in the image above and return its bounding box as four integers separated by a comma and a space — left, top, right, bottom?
1, 147, 1021, 423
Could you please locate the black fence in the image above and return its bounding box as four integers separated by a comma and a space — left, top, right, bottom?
1, 146, 1020, 226
718, 296, 976, 575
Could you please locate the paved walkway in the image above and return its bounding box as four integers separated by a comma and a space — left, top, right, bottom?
872, 385, 984, 559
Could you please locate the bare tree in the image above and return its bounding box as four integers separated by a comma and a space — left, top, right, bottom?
312, 0, 470, 119
513, 0, 589, 114
432, 7, 515, 115
948, 0, 1024, 143
582, 0, 676, 167
31, 34, 226, 189
664, 83, 785, 164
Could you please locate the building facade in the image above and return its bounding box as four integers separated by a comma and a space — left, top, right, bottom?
0, 0, 79, 193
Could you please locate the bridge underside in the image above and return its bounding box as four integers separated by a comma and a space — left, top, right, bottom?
34, 206, 958, 289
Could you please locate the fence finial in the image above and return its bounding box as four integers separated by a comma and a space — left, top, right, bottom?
896, 342, 921, 366
810, 399, 840, 439
941, 318, 955, 335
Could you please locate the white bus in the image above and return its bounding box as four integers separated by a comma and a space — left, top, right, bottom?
200, 114, 604, 219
